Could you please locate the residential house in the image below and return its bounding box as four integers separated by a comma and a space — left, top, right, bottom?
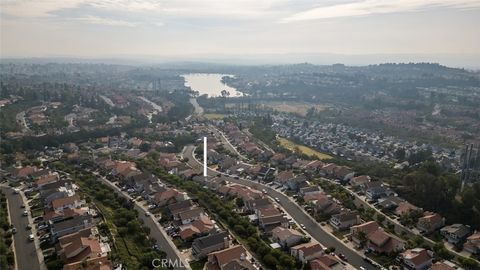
50, 214, 93, 240
63, 256, 111, 270
394, 202, 422, 217
310, 255, 345, 270
274, 170, 295, 188
257, 206, 289, 234
332, 166, 355, 183
365, 182, 393, 201
366, 229, 405, 254
321, 164, 338, 176
351, 221, 381, 247
270, 153, 286, 166
167, 200, 195, 217
417, 212, 445, 234
12, 166, 38, 179
377, 196, 405, 211
153, 188, 187, 206
440, 224, 471, 244
464, 231, 480, 254
300, 186, 321, 196
329, 211, 360, 231
176, 208, 205, 225
56, 228, 108, 264
313, 194, 342, 216
287, 174, 308, 191
219, 184, 263, 203
192, 231, 230, 259
399, 248, 432, 270
290, 242, 324, 263
44, 208, 86, 224
244, 198, 271, 213
304, 160, 325, 173
205, 245, 255, 270
51, 195, 85, 212
272, 226, 304, 248
179, 214, 215, 240
430, 261, 461, 270
350, 175, 371, 187
35, 172, 60, 188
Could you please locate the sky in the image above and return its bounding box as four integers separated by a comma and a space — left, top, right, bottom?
1, 0, 480, 66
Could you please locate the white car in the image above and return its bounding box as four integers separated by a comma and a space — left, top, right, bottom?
300, 224, 306, 230
28, 234, 34, 241
23, 210, 29, 216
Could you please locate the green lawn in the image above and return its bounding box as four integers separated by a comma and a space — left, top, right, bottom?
278, 137, 333, 160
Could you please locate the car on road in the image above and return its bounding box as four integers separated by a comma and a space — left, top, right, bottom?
38, 223, 49, 230
359, 267, 366, 270
23, 210, 28, 216
337, 253, 347, 261
262, 189, 267, 194
28, 234, 34, 241
300, 224, 306, 230
20, 204, 25, 208
26, 224, 32, 230
145, 211, 151, 217
275, 197, 280, 203
13, 188, 20, 194
11, 227, 17, 234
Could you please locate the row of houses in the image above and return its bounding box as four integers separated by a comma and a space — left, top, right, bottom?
12, 165, 112, 270
96, 158, 259, 270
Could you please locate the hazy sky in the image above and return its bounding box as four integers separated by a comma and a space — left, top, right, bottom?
1, 0, 480, 65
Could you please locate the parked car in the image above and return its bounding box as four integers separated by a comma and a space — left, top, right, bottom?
11, 227, 17, 234
28, 234, 34, 241
300, 224, 306, 230
23, 210, 28, 216
338, 253, 347, 261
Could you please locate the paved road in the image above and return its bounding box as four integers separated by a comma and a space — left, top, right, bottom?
1, 186, 41, 270
208, 126, 248, 161
96, 177, 189, 270
183, 145, 377, 270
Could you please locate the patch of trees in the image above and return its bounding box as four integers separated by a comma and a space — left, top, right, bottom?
0, 191, 15, 270
400, 162, 480, 230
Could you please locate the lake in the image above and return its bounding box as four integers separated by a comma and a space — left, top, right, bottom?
182, 73, 243, 97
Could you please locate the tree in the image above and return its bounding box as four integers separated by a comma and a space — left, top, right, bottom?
139, 142, 151, 152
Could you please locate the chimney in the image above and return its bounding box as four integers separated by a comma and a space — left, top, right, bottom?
223, 236, 229, 248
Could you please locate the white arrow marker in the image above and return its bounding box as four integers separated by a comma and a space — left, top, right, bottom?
204, 136, 207, 177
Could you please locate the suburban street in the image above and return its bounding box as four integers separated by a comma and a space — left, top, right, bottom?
1, 186, 41, 270
96, 176, 189, 270
182, 145, 377, 270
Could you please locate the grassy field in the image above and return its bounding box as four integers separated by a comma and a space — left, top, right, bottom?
278, 137, 332, 160
203, 113, 226, 120
261, 101, 328, 116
